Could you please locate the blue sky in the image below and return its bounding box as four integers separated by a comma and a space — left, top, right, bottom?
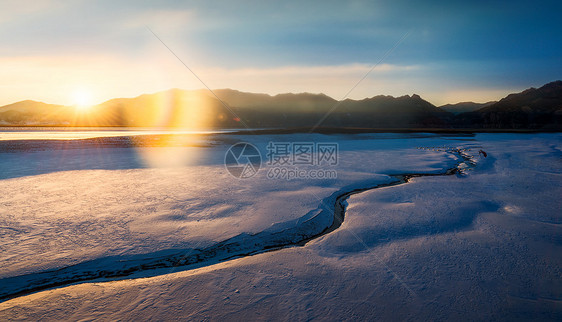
0, 0, 560, 106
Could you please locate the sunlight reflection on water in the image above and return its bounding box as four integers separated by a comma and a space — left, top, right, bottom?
0, 127, 231, 141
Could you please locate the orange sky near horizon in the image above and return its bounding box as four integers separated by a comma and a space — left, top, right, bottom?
0, 55, 514, 108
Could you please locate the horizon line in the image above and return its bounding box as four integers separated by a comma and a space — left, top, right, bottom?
0, 85, 536, 108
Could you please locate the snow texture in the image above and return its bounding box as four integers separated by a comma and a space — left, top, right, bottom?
0, 132, 560, 320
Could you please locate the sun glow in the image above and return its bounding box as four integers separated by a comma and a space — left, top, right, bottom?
71, 88, 94, 110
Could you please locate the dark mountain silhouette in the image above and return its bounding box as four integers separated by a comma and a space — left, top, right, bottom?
0, 81, 560, 130
220, 91, 451, 128
439, 101, 496, 114
214, 89, 340, 128
320, 94, 451, 128
455, 81, 562, 129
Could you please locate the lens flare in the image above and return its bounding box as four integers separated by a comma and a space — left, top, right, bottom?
130, 90, 219, 168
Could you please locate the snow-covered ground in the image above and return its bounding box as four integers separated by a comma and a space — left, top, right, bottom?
0, 132, 560, 320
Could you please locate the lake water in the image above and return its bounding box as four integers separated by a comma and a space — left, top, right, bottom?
0, 127, 234, 141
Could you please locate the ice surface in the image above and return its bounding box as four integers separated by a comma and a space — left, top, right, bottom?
0, 132, 560, 320
0, 133, 461, 278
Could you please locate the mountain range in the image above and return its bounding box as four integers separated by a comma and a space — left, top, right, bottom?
1, 81, 560, 130
438, 101, 496, 114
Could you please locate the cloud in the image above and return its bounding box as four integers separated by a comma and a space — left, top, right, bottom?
125, 9, 194, 32
1, 0, 559, 106
204, 63, 420, 77
0, 0, 62, 23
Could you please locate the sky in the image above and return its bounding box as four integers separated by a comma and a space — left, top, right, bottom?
0, 0, 561, 106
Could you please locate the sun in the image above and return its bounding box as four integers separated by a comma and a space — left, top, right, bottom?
71, 88, 94, 110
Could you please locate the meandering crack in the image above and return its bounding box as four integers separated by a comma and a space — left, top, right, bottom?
0, 148, 476, 302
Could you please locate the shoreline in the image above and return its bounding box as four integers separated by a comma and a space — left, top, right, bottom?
226, 127, 562, 135
1, 125, 560, 134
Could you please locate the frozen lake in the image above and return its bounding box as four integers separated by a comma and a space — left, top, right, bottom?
0, 131, 560, 320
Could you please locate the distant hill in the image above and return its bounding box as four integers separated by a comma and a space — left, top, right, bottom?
1, 81, 560, 130
439, 101, 496, 114
326, 94, 451, 128
455, 81, 562, 129
214, 89, 340, 128
222, 92, 451, 128
0, 89, 451, 128
91, 89, 228, 128
0, 100, 75, 125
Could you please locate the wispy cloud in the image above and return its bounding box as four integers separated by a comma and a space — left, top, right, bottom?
0, 0, 61, 24
204, 64, 420, 77
1, 0, 559, 106
126, 9, 194, 32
